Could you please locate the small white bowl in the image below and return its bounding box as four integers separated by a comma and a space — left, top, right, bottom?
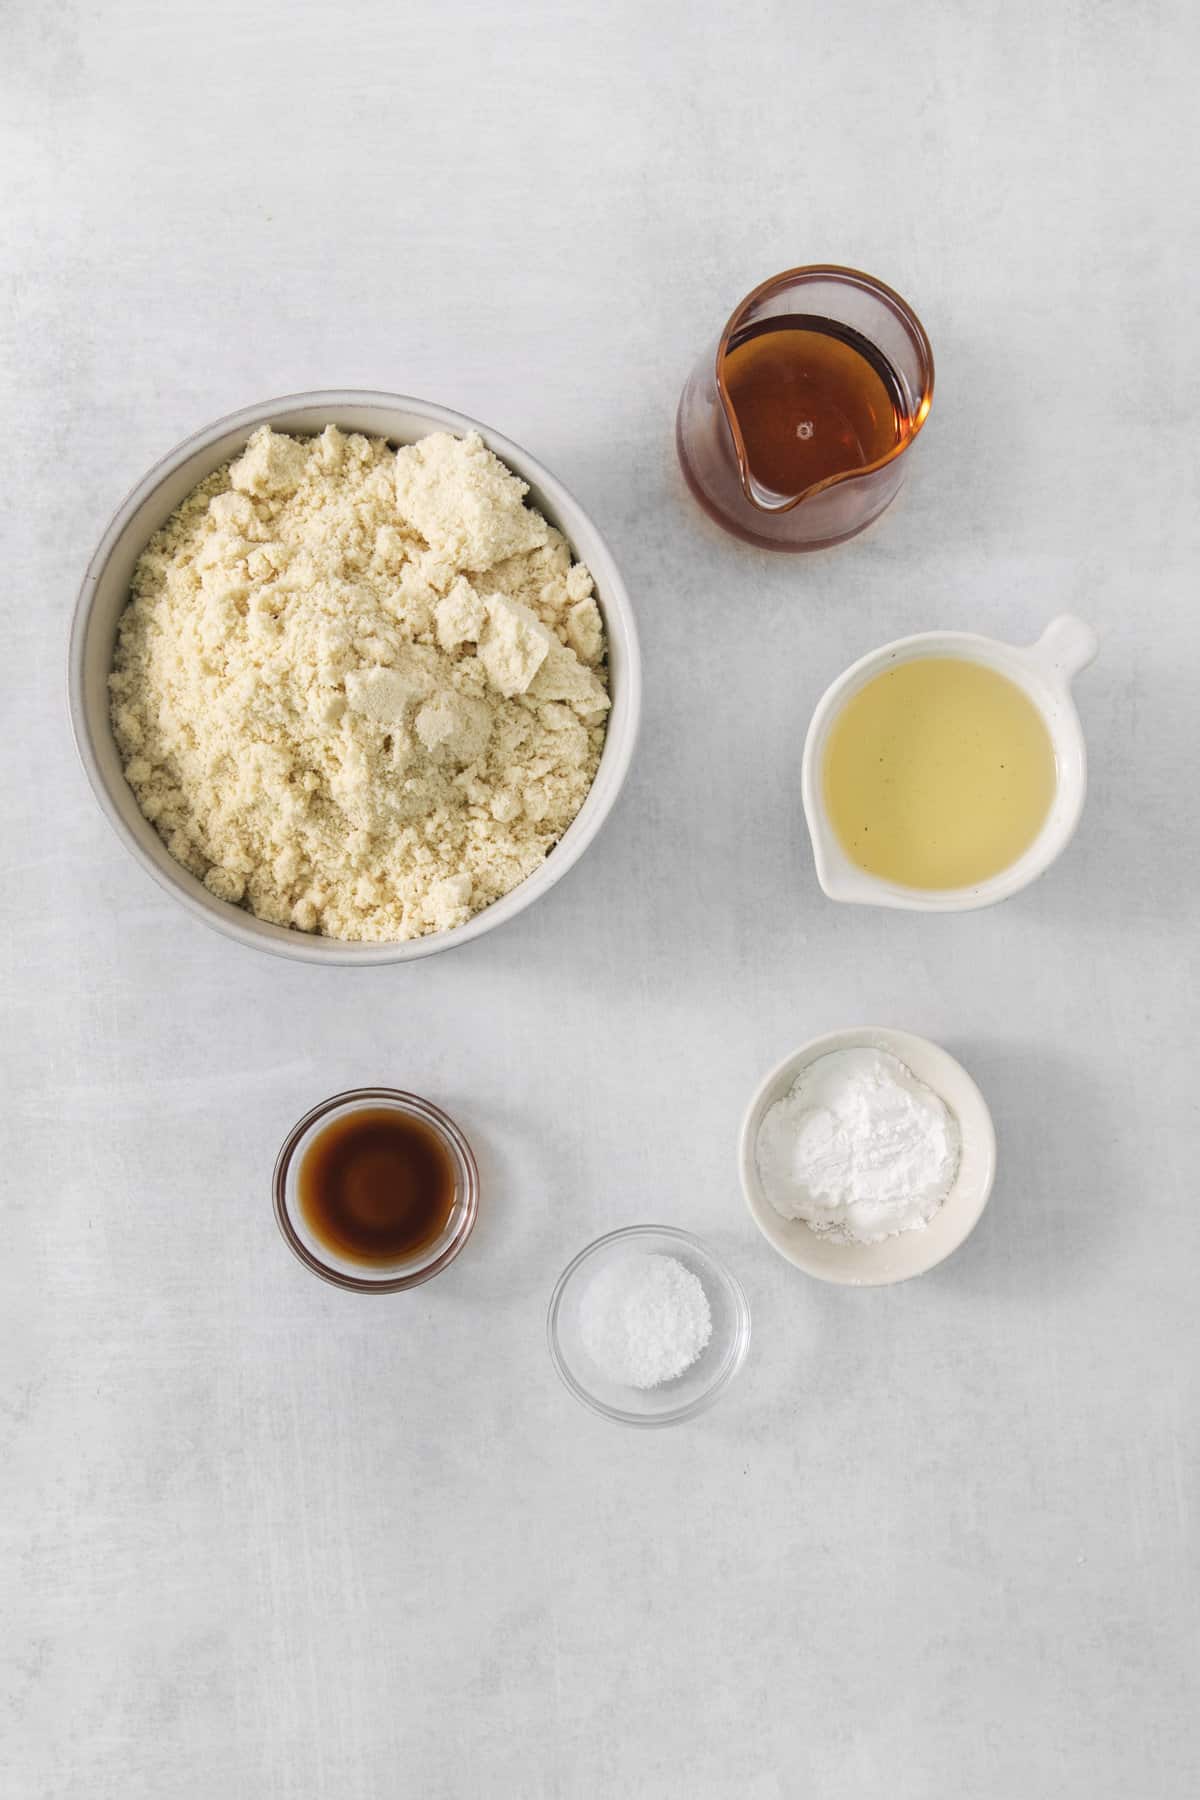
68, 391, 641, 964
801, 615, 1098, 911
739, 1027, 996, 1286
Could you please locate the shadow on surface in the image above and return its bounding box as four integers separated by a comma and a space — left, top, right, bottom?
937, 1038, 1123, 1301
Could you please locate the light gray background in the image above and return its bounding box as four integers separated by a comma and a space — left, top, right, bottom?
4, 3, 1197, 1796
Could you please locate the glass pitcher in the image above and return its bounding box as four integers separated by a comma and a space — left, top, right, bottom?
676, 266, 934, 551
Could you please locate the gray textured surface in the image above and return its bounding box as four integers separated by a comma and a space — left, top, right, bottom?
3, 3, 1197, 1796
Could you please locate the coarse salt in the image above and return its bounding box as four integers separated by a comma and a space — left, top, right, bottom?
580, 1252, 712, 1390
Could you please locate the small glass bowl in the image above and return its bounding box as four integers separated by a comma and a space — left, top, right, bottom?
272, 1088, 479, 1292
547, 1225, 751, 1427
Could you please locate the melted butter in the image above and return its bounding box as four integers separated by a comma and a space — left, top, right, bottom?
823, 657, 1057, 889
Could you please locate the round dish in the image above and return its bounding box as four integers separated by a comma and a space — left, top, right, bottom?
801, 616, 1098, 912
68, 391, 641, 964
547, 1226, 751, 1427
273, 1088, 479, 1291
739, 1028, 996, 1286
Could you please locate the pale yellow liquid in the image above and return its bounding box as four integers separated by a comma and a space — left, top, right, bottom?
823, 657, 1057, 889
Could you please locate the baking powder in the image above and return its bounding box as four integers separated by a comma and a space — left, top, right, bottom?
756, 1048, 960, 1244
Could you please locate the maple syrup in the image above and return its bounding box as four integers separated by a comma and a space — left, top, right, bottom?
721, 313, 910, 500
297, 1105, 456, 1266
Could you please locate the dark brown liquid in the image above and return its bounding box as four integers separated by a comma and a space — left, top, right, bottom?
298, 1107, 456, 1266
722, 314, 908, 499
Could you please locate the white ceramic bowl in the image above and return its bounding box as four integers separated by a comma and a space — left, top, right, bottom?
68, 391, 641, 964
801, 615, 1098, 911
739, 1027, 996, 1285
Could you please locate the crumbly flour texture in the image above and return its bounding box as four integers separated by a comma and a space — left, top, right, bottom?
110, 427, 609, 940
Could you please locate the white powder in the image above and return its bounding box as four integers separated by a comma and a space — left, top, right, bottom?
756, 1048, 961, 1244
580, 1253, 713, 1389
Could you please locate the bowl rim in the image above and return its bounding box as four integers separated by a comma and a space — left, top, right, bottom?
546, 1223, 752, 1427
272, 1086, 480, 1291
738, 1027, 997, 1286
800, 615, 1098, 913
67, 388, 642, 964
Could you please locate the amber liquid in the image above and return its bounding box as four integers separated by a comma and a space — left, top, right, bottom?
298, 1107, 456, 1266
722, 314, 909, 498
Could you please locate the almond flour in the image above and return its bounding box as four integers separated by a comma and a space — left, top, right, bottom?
109, 427, 610, 941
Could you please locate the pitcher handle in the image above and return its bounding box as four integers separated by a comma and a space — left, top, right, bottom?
1029, 614, 1099, 682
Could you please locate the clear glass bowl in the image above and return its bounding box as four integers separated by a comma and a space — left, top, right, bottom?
547, 1226, 751, 1426
272, 1088, 479, 1291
